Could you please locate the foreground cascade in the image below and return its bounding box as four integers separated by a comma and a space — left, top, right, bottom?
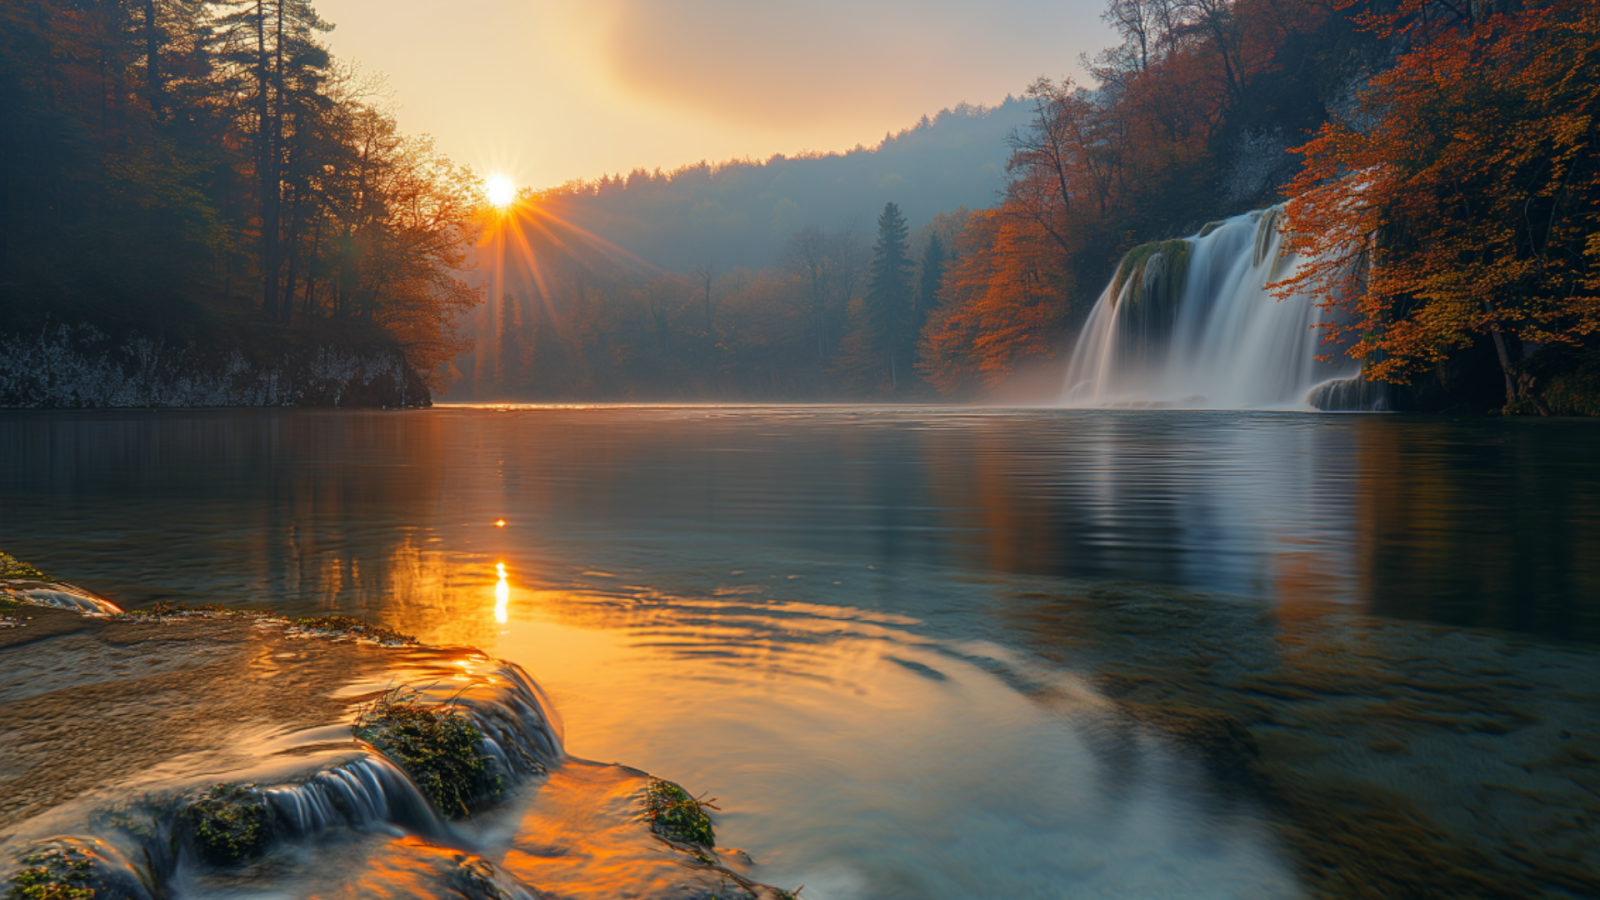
1061, 208, 1379, 410
0, 579, 798, 900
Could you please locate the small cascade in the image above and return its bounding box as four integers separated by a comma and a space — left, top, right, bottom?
0, 580, 123, 615
1062, 207, 1375, 410
264, 756, 445, 840
455, 660, 566, 767
380, 648, 566, 767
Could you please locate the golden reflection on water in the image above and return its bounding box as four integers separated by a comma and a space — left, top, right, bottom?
495, 562, 510, 624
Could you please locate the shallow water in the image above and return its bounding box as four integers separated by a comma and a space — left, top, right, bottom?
2, 406, 1598, 897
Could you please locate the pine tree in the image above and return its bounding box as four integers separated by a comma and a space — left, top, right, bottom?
866, 202, 914, 389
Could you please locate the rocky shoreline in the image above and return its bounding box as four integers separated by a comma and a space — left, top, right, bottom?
0, 560, 796, 900
0, 325, 430, 409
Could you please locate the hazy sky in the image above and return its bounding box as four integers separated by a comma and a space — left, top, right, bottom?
313, 0, 1115, 191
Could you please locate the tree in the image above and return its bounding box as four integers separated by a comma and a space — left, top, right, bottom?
693, 261, 716, 333
915, 231, 945, 338
783, 224, 833, 363
782, 223, 865, 365
1277, 0, 1600, 406
864, 202, 915, 388
217, 0, 331, 323
917, 209, 1073, 392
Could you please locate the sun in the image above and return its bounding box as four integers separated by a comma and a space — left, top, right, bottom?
485, 174, 517, 210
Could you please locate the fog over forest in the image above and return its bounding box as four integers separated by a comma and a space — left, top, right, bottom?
531, 100, 1033, 273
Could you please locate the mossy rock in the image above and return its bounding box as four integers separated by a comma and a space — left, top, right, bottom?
355, 703, 500, 817
1110, 239, 1191, 346
292, 615, 415, 645
4, 839, 150, 900
645, 779, 716, 847
0, 552, 49, 582
5, 847, 95, 900
185, 783, 270, 865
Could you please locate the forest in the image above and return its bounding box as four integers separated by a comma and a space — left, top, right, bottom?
465, 0, 1599, 410
0, 0, 483, 397
529, 99, 1031, 273
2, 0, 1595, 409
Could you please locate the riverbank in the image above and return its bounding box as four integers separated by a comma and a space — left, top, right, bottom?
0, 317, 431, 409
0, 568, 796, 900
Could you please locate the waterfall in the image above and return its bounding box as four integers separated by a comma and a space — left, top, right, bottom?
1061, 207, 1376, 410
264, 756, 446, 840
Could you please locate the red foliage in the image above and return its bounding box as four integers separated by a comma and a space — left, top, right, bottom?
1278, 0, 1600, 385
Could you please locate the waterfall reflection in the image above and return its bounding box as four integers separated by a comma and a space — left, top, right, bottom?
0, 408, 1595, 642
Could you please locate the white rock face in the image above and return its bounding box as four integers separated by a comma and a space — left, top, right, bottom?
0, 324, 423, 408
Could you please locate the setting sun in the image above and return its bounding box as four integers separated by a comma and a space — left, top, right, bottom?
486, 174, 517, 209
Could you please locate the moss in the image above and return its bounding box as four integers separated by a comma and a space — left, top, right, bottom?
1109, 239, 1192, 348
185, 783, 270, 865
644, 779, 717, 847
0, 552, 49, 582
354, 690, 500, 817
0, 551, 48, 623
292, 615, 415, 645
4, 848, 94, 900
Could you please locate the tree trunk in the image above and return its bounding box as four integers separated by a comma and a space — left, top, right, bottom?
256, 0, 283, 322
281, 183, 301, 327
1488, 327, 1517, 407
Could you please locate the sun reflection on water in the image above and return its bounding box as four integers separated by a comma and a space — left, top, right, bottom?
495, 562, 510, 624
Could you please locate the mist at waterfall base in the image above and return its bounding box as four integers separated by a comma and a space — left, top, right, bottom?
1062, 208, 1367, 410
4, 407, 1600, 897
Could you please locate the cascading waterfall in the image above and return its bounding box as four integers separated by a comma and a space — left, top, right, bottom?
1061, 207, 1380, 410
264, 756, 444, 840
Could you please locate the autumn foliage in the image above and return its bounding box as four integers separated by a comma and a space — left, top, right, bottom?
918, 0, 1337, 390
1277, 0, 1600, 402
919, 208, 1072, 391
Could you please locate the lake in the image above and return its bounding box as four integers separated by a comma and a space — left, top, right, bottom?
2, 406, 1597, 898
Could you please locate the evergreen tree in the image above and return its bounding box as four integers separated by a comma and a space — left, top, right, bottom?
866, 201, 914, 389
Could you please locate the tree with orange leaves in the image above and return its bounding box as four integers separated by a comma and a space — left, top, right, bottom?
1278, 0, 1600, 406
918, 208, 1074, 392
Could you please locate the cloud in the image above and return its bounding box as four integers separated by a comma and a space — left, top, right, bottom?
558, 0, 1105, 132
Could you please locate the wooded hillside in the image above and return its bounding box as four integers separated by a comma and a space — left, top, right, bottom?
0, 0, 484, 399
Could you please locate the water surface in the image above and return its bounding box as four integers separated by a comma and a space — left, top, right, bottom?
3, 406, 1597, 897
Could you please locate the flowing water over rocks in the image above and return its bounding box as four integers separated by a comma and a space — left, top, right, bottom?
1063, 208, 1368, 410
0, 604, 796, 900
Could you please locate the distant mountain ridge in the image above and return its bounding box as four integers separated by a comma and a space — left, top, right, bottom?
535, 98, 1032, 272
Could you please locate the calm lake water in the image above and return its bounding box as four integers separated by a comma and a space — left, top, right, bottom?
3, 406, 1598, 898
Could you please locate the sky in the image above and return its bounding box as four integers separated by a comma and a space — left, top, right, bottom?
312, 0, 1116, 192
